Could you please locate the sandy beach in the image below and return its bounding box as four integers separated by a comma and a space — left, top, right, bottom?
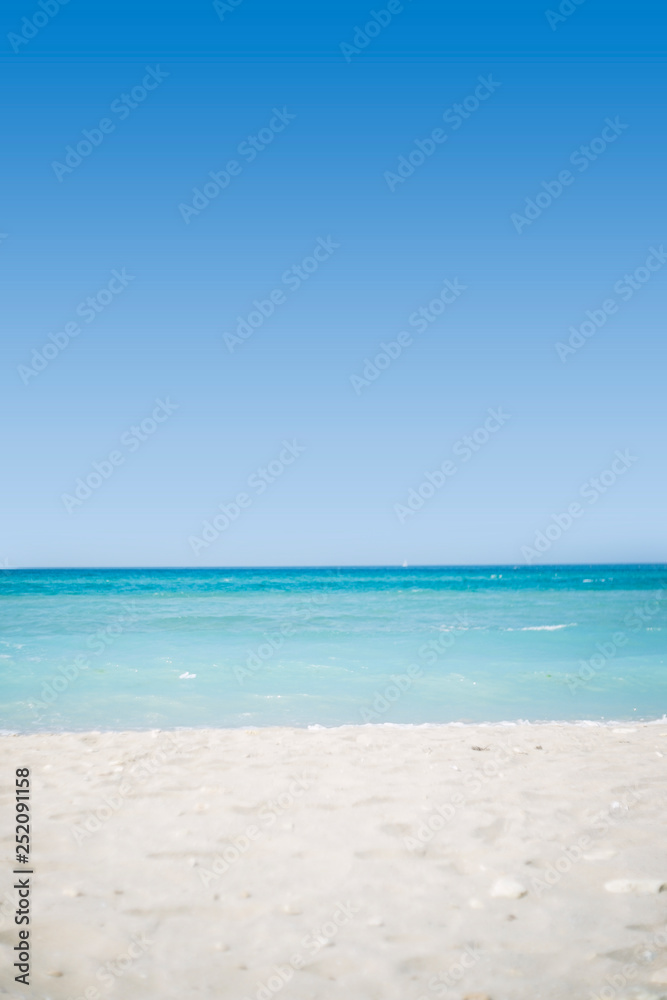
2, 722, 667, 1000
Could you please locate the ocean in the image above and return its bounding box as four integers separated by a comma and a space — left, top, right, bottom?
0, 565, 665, 732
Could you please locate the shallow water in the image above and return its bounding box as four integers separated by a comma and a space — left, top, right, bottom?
1, 565, 665, 731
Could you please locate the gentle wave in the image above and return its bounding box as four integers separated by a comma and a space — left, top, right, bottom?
505, 624, 576, 631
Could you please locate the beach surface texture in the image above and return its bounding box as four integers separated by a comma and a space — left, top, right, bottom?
2, 721, 667, 999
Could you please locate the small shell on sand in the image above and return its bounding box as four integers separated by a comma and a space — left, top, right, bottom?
604, 878, 667, 894
490, 877, 527, 899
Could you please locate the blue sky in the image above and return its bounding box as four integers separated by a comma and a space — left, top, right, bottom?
1, 0, 665, 566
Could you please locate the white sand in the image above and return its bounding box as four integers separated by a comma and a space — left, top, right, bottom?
2, 722, 667, 999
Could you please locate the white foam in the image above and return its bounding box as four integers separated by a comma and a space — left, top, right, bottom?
505, 624, 575, 631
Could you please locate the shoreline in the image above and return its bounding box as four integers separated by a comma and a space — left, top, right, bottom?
2, 715, 666, 738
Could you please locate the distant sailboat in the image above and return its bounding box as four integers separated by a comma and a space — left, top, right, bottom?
402, 560, 408, 568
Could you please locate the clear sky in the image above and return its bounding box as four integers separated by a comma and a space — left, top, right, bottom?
1, 0, 665, 567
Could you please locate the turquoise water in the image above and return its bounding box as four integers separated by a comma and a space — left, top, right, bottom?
0, 566, 666, 732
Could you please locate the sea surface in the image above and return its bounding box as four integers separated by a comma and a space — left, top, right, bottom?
0, 566, 665, 732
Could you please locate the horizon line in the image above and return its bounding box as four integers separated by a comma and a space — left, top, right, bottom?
3, 562, 667, 571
